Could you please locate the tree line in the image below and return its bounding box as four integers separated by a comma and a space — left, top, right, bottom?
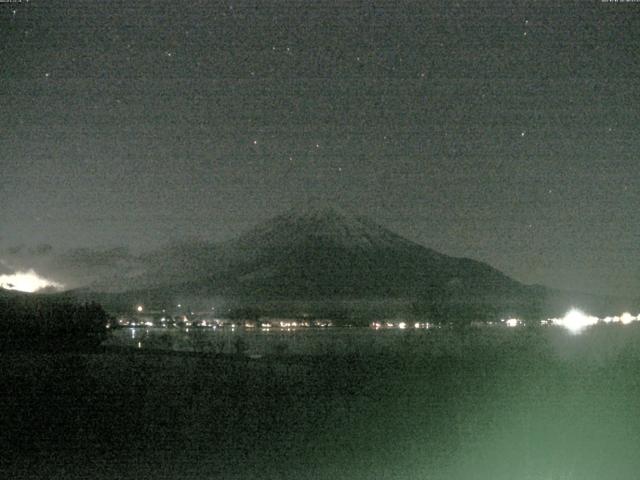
0, 294, 109, 351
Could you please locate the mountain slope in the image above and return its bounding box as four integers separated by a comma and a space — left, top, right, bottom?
74, 207, 640, 321
131, 206, 524, 302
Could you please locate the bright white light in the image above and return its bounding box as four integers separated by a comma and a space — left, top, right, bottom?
620, 312, 635, 325
137, 305, 143, 313
555, 308, 599, 334
398, 322, 406, 329
0, 269, 64, 293
538, 310, 640, 330
504, 318, 520, 328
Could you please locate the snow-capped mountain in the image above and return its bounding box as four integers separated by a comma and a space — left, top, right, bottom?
116, 206, 523, 300
72, 206, 638, 321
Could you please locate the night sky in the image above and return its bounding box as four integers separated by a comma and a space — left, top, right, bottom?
1, 0, 639, 296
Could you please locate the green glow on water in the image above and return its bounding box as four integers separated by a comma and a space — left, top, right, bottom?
5, 325, 640, 479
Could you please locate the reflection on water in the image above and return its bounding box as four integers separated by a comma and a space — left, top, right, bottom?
106, 326, 426, 356
7, 324, 640, 479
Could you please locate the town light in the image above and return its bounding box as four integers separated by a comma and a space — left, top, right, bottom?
504, 318, 520, 328
555, 308, 598, 334
620, 312, 635, 325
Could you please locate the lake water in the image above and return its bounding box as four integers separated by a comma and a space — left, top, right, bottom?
105, 326, 442, 356
5, 324, 640, 479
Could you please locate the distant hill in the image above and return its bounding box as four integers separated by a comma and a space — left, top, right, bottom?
69, 207, 638, 323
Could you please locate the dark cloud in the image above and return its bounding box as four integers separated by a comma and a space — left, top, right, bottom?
3, 244, 53, 257
52, 247, 143, 290
56, 247, 132, 269
32, 244, 54, 256
6, 245, 25, 256
0, 261, 13, 276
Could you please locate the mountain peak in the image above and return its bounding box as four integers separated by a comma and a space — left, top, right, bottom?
238, 204, 411, 251
281, 202, 355, 221
77, 205, 531, 314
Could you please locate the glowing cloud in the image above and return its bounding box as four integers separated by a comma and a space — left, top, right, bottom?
0, 269, 64, 293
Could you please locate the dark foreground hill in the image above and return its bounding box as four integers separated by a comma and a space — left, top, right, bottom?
0, 288, 109, 351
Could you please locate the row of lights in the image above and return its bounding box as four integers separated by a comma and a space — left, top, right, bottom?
371, 322, 432, 330
504, 309, 640, 334
135, 306, 639, 336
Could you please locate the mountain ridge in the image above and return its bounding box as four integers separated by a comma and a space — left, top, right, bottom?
67, 207, 639, 322
87, 207, 530, 317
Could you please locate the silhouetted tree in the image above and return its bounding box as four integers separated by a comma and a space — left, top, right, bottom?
0, 295, 109, 351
